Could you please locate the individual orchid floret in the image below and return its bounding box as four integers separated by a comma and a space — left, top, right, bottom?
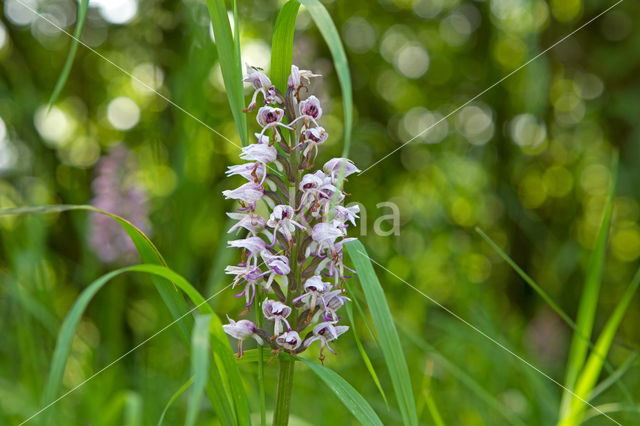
290, 95, 322, 127
298, 171, 340, 210
303, 321, 349, 357
262, 299, 293, 335
267, 205, 306, 243
228, 236, 268, 266
311, 221, 345, 255
243, 65, 283, 112
223, 316, 264, 358
299, 126, 328, 158
257, 107, 292, 141
333, 205, 360, 227
288, 65, 321, 97
276, 330, 302, 351
225, 264, 265, 307
226, 212, 267, 235
240, 143, 277, 164
226, 162, 266, 183
292, 275, 330, 312
261, 251, 290, 289
321, 290, 351, 321
222, 182, 264, 211
323, 158, 361, 182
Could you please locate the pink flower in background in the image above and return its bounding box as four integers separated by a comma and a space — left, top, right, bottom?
89, 145, 150, 263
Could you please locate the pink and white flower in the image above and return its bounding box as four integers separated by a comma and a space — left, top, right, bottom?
223, 317, 264, 358
243, 65, 283, 111
261, 251, 290, 289
226, 162, 266, 183
275, 330, 302, 351
302, 321, 349, 355
323, 158, 361, 181
222, 182, 264, 210
240, 143, 277, 164
266, 205, 306, 243
262, 299, 292, 335
226, 212, 266, 235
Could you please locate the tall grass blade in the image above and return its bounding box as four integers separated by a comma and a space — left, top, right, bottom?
399, 325, 528, 426
270, 1, 301, 92
35, 264, 236, 424
345, 240, 418, 426
559, 266, 640, 425
205, 0, 248, 146
299, 358, 384, 426
297, 0, 352, 156
344, 302, 389, 406
476, 227, 575, 327
477, 225, 632, 405
0, 205, 191, 338
49, 0, 89, 107
560, 154, 618, 416
583, 403, 640, 423
589, 352, 637, 402
124, 391, 142, 426
158, 378, 193, 426
209, 316, 252, 426
186, 315, 212, 426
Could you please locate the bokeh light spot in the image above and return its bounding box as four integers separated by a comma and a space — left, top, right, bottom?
107, 97, 140, 131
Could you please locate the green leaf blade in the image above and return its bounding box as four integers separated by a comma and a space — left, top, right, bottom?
49, 0, 89, 107
560, 154, 618, 416
186, 315, 212, 426
345, 240, 418, 426
206, 0, 248, 146
270, 1, 301, 92
560, 267, 640, 425
299, 358, 384, 426
297, 0, 353, 157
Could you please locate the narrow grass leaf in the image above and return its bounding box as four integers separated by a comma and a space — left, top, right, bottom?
399, 324, 527, 426
37, 264, 236, 425
583, 403, 640, 423
270, 1, 301, 91
124, 391, 142, 426
0, 205, 191, 338
344, 302, 389, 406
476, 227, 575, 327
477, 225, 632, 405
210, 316, 252, 426
297, 0, 352, 156
299, 358, 383, 426
559, 266, 640, 425
560, 154, 618, 416
589, 352, 638, 402
205, 0, 247, 145
345, 240, 418, 426
186, 315, 212, 426
158, 378, 193, 426
49, 0, 89, 106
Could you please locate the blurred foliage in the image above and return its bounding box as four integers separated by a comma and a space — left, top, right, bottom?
1, 0, 640, 424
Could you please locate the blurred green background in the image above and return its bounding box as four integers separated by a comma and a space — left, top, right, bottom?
1, 0, 639, 424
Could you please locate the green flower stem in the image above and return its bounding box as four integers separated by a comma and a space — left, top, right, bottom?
272, 358, 295, 426
255, 311, 267, 426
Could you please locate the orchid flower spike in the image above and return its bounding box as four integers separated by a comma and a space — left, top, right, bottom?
222, 64, 359, 361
